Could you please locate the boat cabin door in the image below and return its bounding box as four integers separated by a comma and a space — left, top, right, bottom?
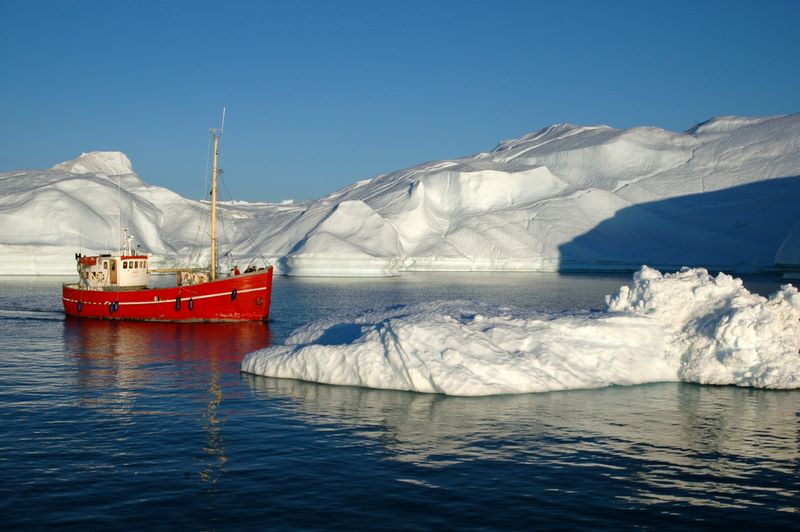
110, 259, 117, 284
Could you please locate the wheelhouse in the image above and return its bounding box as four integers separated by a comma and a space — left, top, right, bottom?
75, 253, 150, 290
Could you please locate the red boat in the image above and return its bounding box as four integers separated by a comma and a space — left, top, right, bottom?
62, 118, 273, 322
62, 263, 273, 322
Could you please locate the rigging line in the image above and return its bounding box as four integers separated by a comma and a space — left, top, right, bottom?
216, 171, 249, 270
218, 174, 260, 254
216, 180, 235, 269
187, 132, 216, 264
180, 134, 214, 263
219, 179, 241, 243
190, 201, 212, 265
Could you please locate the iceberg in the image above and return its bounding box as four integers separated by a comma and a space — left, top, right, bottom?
1, 114, 799, 276
241, 266, 800, 395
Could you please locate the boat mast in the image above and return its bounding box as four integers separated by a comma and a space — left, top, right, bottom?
116, 175, 121, 255
209, 128, 220, 281
208, 107, 225, 281
209, 108, 225, 281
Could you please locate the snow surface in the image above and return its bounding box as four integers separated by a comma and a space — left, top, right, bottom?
1, 114, 799, 275
241, 266, 800, 395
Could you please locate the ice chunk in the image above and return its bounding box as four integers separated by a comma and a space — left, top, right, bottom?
242, 266, 800, 395
607, 267, 800, 389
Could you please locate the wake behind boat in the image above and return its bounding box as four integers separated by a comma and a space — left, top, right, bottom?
62, 119, 273, 322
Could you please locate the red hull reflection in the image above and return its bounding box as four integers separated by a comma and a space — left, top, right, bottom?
64, 317, 272, 364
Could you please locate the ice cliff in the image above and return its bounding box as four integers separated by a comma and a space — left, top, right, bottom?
1, 114, 799, 276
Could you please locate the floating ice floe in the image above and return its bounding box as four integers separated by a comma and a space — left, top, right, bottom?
241, 266, 800, 395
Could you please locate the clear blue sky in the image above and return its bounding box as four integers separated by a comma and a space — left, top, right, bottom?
2, 0, 798, 202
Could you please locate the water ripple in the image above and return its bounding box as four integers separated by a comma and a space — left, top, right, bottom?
2, 275, 799, 528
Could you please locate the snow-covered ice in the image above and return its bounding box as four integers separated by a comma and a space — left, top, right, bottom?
1, 114, 799, 276
241, 266, 800, 395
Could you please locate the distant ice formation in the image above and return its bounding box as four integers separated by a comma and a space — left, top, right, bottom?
1, 114, 799, 275
241, 266, 800, 395
51, 151, 135, 176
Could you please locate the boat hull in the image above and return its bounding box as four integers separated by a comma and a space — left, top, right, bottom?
62, 268, 273, 322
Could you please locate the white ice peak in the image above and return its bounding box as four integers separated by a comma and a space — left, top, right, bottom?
52, 151, 135, 176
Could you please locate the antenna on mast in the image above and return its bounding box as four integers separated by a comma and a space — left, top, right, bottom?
220, 107, 226, 134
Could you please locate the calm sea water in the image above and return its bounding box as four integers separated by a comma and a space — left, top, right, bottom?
1, 272, 798, 529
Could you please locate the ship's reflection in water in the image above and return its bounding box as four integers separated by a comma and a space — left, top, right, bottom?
58, 316, 799, 517
63, 318, 272, 487
63, 318, 272, 366
245, 375, 800, 512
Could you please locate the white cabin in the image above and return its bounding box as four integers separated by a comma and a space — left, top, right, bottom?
76, 253, 150, 290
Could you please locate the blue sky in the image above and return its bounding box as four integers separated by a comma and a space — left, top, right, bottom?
2, 0, 798, 202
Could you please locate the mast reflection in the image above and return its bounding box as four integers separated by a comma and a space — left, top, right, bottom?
63, 317, 272, 486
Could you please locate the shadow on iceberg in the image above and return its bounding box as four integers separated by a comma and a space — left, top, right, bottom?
557, 175, 800, 273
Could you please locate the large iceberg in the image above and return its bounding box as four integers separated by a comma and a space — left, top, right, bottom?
1, 114, 799, 275
241, 266, 800, 395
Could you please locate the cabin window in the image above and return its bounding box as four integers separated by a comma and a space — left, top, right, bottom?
143, 260, 147, 268
103, 261, 108, 269
123, 261, 128, 269
135, 261, 139, 268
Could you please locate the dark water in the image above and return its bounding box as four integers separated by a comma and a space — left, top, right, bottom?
0, 273, 798, 529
